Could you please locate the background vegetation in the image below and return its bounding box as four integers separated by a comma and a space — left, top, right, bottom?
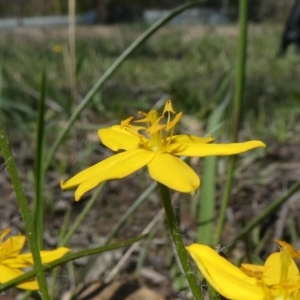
1, 1, 300, 298
0, 0, 296, 21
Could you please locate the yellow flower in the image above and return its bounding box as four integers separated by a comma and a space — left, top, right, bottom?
61, 100, 265, 200
0, 228, 70, 290
52, 44, 62, 53
186, 240, 300, 300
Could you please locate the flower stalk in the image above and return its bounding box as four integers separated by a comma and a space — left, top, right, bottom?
158, 183, 203, 300
215, 0, 249, 245
0, 127, 50, 299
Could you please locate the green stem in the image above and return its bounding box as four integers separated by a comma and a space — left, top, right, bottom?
44, 1, 203, 170
158, 183, 203, 300
197, 97, 230, 245
34, 69, 46, 248
230, 180, 300, 245
214, 0, 249, 245
0, 127, 49, 299
215, 158, 236, 245
197, 156, 216, 245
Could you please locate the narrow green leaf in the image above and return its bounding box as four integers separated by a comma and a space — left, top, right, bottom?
44, 1, 204, 171
33, 69, 46, 248
196, 97, 230, 245
215, 0, 249, 245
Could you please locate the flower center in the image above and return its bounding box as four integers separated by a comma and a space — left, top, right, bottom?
266, 244, 300, 300
146, 109, 164, 152
121, 100, 182, 152
241, 240, 300, 300
269, 249, 290, 300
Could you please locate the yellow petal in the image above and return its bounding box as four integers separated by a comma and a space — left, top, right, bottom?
98, 125, 142, 151
186, 244, 264, 300
14, 247, 70, 266
169, 134, 214, 145
39, 247, 70, 263
165, 112, 182, 131
263, 252, 299, 286
168, 140, 266, 157
0, 265, 38, 290
147, 153, 199, 193
17, 280, 39, 290
2, 256, 31, 268
62, 149, 155, 200
61, 149, 152, 189
120, 116, 134, 127
0, 264, 23, 283
1, 236, 26, 260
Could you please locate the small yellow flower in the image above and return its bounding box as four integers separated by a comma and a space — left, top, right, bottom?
61, 100, 265, 200
186, 240, 300, 300
0, 228, 70, 290
52, 44, 62, 53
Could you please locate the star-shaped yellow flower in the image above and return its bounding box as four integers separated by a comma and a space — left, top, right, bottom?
61, 100, 265, 200
186, 240, 300, 300
0, 228, 70, 290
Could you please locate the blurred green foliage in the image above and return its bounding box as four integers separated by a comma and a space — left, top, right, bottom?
0, 0, 294, 21
1, 24, 300, 145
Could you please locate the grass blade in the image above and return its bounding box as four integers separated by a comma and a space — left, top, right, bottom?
214, 0, 249, 245
0, 126, 49, 298
44, 1, 204, 170
33, 69, 46, 248
196, 97, 230, 245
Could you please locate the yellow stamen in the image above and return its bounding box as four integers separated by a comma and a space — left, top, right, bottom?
162, 99, 175, 115
147, 110, 163, 151
165, 112, 182, 131
121, 116, 134, 128
138, 111, 148, 118
163, 100, 175, 125
240, 264, 264, 279
0, 228, 10, 242
120, 116, 146, 139
120, 101, 182, 152
147, 116, 165, 135
276, 240, 300, 259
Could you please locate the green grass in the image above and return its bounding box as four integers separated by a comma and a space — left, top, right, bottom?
1, 20, 300, 299
1, 24, 300, 144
